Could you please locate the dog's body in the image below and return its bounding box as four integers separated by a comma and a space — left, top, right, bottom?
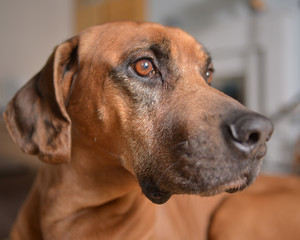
209, 175, 300, 240
14, 165, 225, 239
4, 22, 300, 239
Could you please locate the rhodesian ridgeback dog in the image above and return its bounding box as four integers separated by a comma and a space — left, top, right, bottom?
3, 21, 300, 240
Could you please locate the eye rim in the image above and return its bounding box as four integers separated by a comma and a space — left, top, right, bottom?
132, 58, 157, 78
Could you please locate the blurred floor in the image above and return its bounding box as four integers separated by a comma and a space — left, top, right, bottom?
0, 116, 38, 238
0, 168, 36, 238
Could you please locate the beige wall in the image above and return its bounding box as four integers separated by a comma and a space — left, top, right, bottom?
0, 0, 74, 109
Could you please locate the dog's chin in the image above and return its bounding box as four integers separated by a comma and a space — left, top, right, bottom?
138, 154, 263, 204
139, 166, 260, 204
141, 178, 248, 205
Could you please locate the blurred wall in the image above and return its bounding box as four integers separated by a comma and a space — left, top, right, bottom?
0, 0, 74, 110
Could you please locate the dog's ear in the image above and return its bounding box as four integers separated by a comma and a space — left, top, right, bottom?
3, 37, 79, 164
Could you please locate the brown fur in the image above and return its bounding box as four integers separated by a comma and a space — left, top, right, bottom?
3, 22, 300, 240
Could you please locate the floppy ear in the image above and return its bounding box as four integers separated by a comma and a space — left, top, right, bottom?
3, 37, 79, 164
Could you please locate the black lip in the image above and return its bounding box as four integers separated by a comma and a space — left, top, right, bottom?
225, 188, 240, 194
224, 173, 251, 194
144, 190, 172, 204
139, 178, 172, 204
225, 185, 247, 194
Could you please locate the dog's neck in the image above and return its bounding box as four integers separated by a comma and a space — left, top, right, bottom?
13, 141, 156, 239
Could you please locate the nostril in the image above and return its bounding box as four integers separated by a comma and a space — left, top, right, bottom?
228, 124, 260, 145
225, 112, 274, 157
229, 123, 261, 145
246, 132, 260, 145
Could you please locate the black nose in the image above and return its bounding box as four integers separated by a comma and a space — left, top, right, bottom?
227, 112, 274, 158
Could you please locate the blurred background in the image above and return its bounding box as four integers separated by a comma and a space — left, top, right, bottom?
0, 0, 299, 237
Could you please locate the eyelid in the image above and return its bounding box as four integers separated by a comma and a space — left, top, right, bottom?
208, 67, 214, 73
207, 59, 213, 70
127, 50, 155, 63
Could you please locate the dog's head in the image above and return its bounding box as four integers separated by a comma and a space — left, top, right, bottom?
4, 22, 273, 204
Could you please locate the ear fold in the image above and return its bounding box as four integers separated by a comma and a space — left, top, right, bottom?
3, 37, 79, 164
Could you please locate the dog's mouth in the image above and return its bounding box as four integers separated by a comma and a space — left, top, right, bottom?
185, 172, 252, 197
139, 172, 253, 204
141, 178, 249, 204
138, 135, 263, 204
223, 174, 249, 194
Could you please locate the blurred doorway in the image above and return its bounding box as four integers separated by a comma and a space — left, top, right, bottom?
75, 0, 146, 32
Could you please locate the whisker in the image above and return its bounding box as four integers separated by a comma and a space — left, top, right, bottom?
156, 161, 180, 186
174, 141, 188, 149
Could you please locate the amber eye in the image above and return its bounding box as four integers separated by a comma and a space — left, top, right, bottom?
134, 59, 155, 77
204, 61, 214, 85
205, 68, 214, 85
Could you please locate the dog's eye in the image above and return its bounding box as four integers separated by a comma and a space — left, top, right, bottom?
203, 62, 214, 85
205, 68, 214, 85
134, 59, 156, 77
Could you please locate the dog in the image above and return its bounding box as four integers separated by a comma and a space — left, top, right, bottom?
3, 21, 299, 240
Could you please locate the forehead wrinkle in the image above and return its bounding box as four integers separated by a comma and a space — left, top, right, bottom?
118, 34, 173, 60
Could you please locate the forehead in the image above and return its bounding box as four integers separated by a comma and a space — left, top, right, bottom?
79, 22, 208, 63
